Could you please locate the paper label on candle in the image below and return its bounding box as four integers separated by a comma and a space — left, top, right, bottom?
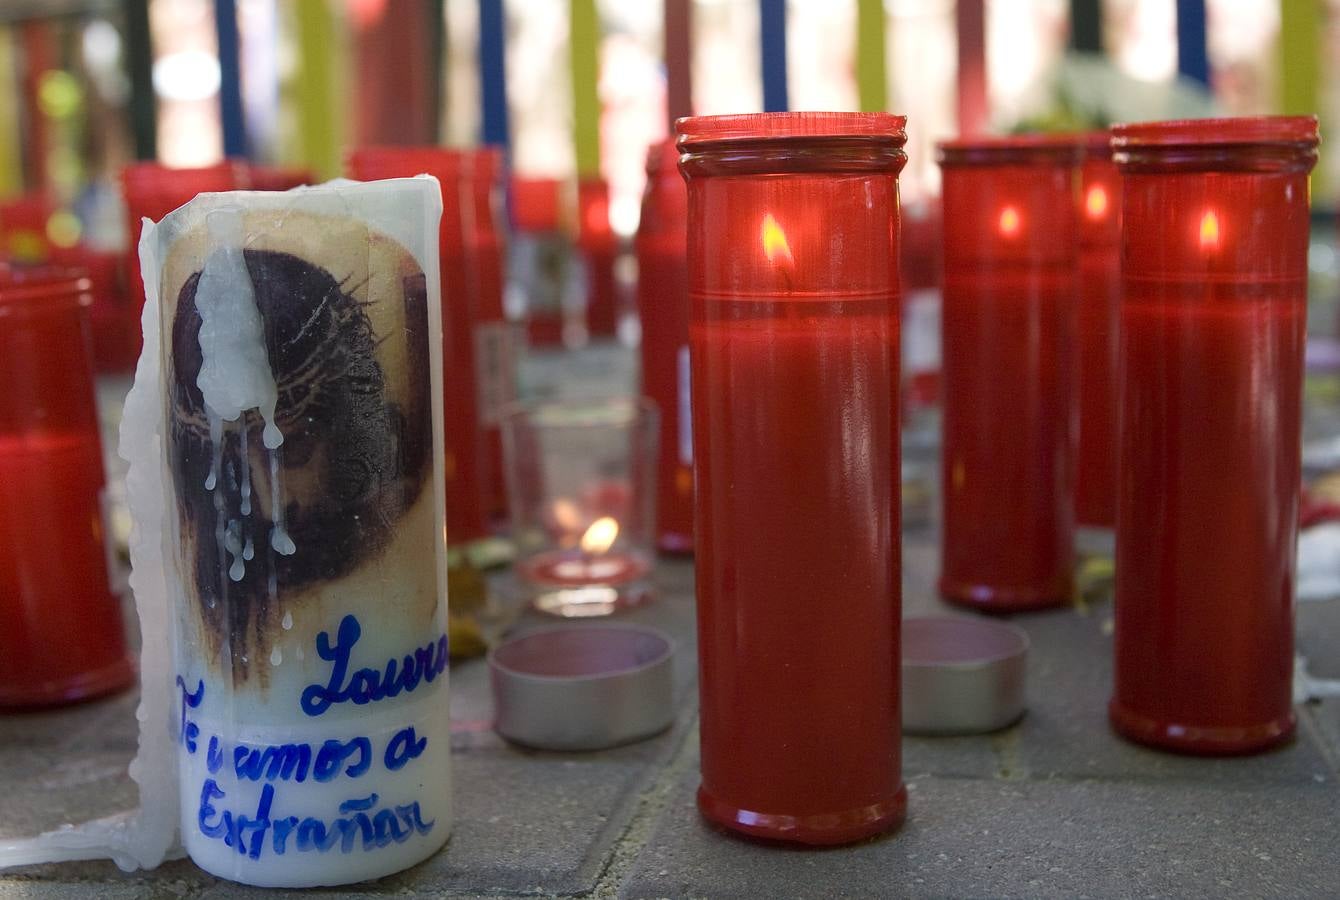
474, 321, 518, 426
174, 612, 450, 882
677, 345, 693, 467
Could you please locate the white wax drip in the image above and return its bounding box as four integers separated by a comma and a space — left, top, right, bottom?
204, 414, 222, 491
224, 520, 245, 582
0, 213, 181, 873
281, 610, 293, 630
193, 206, 295, 578
194, 208, 283, 449
269, 645, 283, 666
268, 449, 295, 556
238, 426, 252, 516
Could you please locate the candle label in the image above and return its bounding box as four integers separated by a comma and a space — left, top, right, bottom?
175, 612, 449, 863
474, 321, 519, 426
677, 345, 693, 466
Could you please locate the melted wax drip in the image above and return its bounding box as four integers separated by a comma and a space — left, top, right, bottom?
193, 206, 296, 588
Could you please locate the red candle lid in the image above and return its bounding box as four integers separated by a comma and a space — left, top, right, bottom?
676, 111, 906, 147
1112, 115, 1319, 148
937, 132, 1082, 166
0, 265, 91, 315
1080, 129, 1114, 160
348, 145, 468, 181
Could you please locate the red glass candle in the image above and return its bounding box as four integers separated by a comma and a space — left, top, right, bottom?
347, 146, 490, 544
579, 179, 620, 338
0, 268, 135, 707
636, 141, 693, 553
937, 136, 1080, 611
679, 112, 906, 845
1110, 116, 1319, 754
121, 162, 245, 351
245, 164, 314, 191
463, 148, 515, 524
1075, 131, 1121, 530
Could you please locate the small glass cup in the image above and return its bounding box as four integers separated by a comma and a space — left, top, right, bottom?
0, 267, 135, 707
502, 396, 658, 617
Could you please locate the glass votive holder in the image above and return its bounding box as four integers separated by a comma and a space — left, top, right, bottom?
502, 397, 658, 617
0, 267, 135, 707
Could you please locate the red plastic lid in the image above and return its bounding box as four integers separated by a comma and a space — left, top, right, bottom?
348, 145, 467, 181
247, 164, 313, 191
121, 161, 244, 196
676, 111, 906, 146
1081, 130, 1114, 159
937, 132, 1083, 165
1112, 116, 1319, 148
512, 178, 562, 232
0, 265, 91, 314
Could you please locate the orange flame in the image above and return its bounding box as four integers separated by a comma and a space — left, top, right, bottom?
1199, 210, 1220, 250
1084, 185, 1108, 220
762, 213, 795, 266
580, 516, 619, 554
998, 206, 1021, 237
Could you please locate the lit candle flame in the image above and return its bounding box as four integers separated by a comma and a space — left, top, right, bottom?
1084, 185, 1108, 220
998, 206, 1021, 237
580, 516, 619, 554
1198, 210, 1220, 250
762, 213, 794, 266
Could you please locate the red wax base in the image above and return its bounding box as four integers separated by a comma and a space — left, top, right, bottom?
0, 655, 135, 710
517, 550, 651, 588
937, 577, 1071, 613
1109, 700, 1295, 756
697, 784, 906, 846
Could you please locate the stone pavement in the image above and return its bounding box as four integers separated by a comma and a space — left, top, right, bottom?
3, 531, 1339, 899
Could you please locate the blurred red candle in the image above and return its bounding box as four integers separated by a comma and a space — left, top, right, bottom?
937, 136, 1080, 611
0, 268, 134, 707
636, 141, 693, 553
1075, 132, 1121, 530
462, 148, 516, 524
679, 112, 906, 845
579, 179, 619, 338
1110, 116, 1319, 754
347, 147, 489, 544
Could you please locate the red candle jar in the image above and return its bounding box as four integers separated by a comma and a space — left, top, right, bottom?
937, 136, 1080, 611
347, 146, 490, 545
50, 245, 139, 374
1075, 131, 1121, 531
579, 179, 620, 338
462, 147, 516, 524
1109, 116, 1319, 754
245, 164, 314, 191
636, 141, 693, 554
121, 162, 245, 352
678, 112, 906, 845
0, 268, 135, 707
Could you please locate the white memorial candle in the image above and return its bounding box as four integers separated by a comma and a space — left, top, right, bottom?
0, 177, 452, 888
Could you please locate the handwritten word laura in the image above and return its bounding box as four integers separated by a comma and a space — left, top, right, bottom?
199, 781, 434, 860
301, 614, 448, 717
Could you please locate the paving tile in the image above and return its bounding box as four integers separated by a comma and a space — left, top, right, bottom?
405, 748, 655, 895
620, 765, 1340, 900
1010, 607, 1335, 785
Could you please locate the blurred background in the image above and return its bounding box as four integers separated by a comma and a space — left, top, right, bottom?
1, 0, 1336, 255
